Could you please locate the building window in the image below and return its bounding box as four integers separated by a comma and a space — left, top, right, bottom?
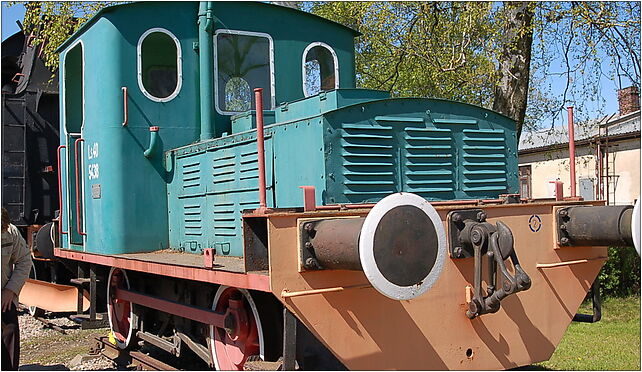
215, 30, 274, 114
137, 28, 182, 102
302, 42, 339, 97
519, 165, 532, 199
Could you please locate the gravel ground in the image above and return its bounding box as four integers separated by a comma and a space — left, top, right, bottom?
16, 308, 119, 371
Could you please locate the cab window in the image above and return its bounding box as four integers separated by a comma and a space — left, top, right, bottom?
303, 42, 338, 97
215, 30, 274, 114
138, 28, 182, 101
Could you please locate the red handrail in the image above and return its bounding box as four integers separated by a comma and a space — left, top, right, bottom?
57, 145, 68, 236
254, 88, 267, 211
122, 87, 128, 127
74, 138, 86, 236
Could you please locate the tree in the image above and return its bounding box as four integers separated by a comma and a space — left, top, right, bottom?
308, 2, 500, 107
526, 2, 640, 131
9, 1, 640, 138
308, 1, 640, 138
6, 1, 119, 71
492, 2, 535, 141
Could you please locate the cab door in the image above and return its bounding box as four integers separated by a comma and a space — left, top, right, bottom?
62, 42, 85, 249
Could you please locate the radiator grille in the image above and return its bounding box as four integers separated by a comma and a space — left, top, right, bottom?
461, 129, 507, 193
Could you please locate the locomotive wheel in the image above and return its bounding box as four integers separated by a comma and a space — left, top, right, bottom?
27, 262, 45, 317
209, 286, 264, 370
107, 267, 134, 349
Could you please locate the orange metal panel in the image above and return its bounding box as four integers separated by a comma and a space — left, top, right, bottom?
267, 201, 606, 370
54, 248, 271, 292
19, 278, 90, 312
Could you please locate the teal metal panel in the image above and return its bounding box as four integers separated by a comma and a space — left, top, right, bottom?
231, 111, 276, 134
168, 135, 274, 257
323, 98, 518, 203
272, 118, 327, 207
205, 1, 359, 136
59, 2, 200, 255
274, 89, 390, 124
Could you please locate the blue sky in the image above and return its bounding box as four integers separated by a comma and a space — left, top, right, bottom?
0, 2, 628, 127
1, 2, 25, 41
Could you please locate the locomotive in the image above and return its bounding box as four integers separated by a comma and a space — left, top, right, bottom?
18, 1, 640, 370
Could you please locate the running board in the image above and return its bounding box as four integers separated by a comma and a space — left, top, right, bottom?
19, 278, 90, 313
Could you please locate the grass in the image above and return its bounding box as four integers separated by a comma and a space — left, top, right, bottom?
535, 296, 641, 370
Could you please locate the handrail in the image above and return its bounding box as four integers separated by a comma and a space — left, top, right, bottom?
56, 145, 68, 236
122, 87, 128, 127
74, 138, 86, 236
254, 88, 267, 211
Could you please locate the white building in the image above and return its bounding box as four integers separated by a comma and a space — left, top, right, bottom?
518, 87, 640, 206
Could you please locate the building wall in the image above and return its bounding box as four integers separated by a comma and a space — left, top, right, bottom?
519, 137, 640, 205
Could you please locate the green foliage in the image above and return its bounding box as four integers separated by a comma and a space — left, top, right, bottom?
527, 2, 641, 131
307, 2, 640, 135
308, 2, 500, 107
599, 246, 641, 298
7, 1, 640, 137
5, 1, 122, 71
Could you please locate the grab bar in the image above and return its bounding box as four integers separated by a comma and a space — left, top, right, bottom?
74, 138, 86, 236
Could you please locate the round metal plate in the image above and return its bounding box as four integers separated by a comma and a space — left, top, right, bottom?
359, 192, 446, 300
632, 199, 640, 255
372, 205, 438, 286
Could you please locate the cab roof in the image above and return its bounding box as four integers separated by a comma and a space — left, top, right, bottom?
56, 1, 361, 53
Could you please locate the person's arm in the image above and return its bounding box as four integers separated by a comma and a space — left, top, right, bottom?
4, 225, 32, 299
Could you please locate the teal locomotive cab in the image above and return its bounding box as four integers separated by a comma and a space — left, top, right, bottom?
57, 1, 360, 255
57, 2, 517, 258
58, 2, 200, 254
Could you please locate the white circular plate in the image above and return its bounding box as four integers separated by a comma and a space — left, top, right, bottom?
359, 192, 446, 300
632, 199, 640, 256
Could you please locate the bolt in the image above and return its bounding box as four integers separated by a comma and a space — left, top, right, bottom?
471, 230, 482, 245
453, 246, 463, 258
560, 224, 567, 230
304, 242, 313, 249
503, 281, 512, 292
304, 257, 318, 270
559, 209, 568, 218
560, 237, 570, 245
477, 212, 487, 222
452, 213, 462, 223
303, 222, 314, 232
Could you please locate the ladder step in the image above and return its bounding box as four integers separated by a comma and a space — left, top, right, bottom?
70, 313, 105, 322
70, 278, 93, 285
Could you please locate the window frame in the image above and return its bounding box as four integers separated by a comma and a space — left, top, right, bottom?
137, 27, 183, 102
301, 42, 339, 98
518, 165, 532, 199
61, 39, 85, 136
213, 29, 276, 115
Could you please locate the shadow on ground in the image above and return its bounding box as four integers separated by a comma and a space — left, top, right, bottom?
20, 363, 68, 370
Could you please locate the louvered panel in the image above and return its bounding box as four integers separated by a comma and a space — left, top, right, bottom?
339, 122, 396, 200
403, 127, 454, 194
212, 201, 236, 237
183, 203, 202, 236
182, 161, 201, 189
239, 151, 259, 181
461, 129, 508, 193
212, 153, 236, 185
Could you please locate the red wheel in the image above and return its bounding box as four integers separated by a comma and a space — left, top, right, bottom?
210, 286, 264, 370
107, 267, 133, 349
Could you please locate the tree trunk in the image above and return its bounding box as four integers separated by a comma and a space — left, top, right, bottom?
492, 2, 534, 141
